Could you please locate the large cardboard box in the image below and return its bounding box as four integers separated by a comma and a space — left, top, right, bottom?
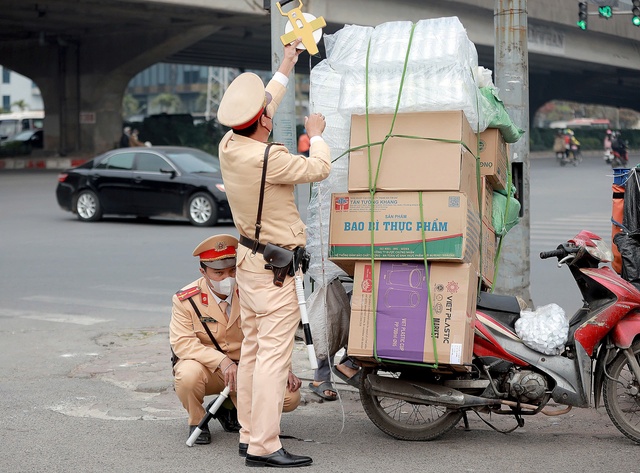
478, 128, 509, 191
349, 111, 479, 193
480, 176, 493, 227
479, 220, 496, 288
329, 191, 481, 274
348, 261, 478, 365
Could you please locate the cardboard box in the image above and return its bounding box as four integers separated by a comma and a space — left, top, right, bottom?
479, 220, 496, 288
478, 128, 509, 191
349, 111, 479, 193
480, 177, 493, 227
329, 191, 481, 274
347, 261, 478, 365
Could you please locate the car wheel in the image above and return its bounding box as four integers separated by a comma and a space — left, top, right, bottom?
75, 190, 102, 222
188, 192, 218, 227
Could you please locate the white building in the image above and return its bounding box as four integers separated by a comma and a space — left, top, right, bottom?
0, 67, 44, 113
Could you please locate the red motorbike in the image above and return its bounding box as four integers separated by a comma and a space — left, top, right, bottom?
358, 230, 640, 443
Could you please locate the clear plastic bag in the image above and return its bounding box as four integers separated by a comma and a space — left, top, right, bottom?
515, 303, 569, 355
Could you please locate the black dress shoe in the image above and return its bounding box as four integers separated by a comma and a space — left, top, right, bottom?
239, 443, 248, 457
188, 425, 211, 445
211, 405, 242, 433
245, 448, 312, 468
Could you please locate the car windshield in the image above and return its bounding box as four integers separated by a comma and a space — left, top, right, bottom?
165, 149, 220, 173
11, 131, 34, 141
0, 120, 18, 137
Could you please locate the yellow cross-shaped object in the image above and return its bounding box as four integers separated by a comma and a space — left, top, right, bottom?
278, 0, 326, 56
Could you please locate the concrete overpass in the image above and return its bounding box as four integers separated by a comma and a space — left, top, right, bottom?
1, 0, 639, 156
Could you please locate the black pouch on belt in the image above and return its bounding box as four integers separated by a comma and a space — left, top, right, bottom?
292, 247, 311, 276
263, 243, 294, 287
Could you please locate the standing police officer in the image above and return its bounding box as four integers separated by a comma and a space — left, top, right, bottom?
170, 234, 303, 446
217, 38, 330, 467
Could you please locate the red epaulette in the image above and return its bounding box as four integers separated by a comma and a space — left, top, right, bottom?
176, 286, 201, 301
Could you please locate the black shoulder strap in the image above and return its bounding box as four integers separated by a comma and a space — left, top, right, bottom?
254, 142, 275, 247
187, 297, 224, 352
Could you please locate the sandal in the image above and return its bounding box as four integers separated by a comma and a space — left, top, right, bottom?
308, 381, 337, 401
331, 364, 362, 388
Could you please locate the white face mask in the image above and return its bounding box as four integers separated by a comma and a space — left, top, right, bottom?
208, 276, 235, 297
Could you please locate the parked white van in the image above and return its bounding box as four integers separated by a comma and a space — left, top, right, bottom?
0, 111, 44, 141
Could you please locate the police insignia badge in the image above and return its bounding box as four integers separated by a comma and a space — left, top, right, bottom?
176, 286, 201, 301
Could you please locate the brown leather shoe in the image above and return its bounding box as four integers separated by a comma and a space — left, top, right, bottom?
245, 448, 312, 468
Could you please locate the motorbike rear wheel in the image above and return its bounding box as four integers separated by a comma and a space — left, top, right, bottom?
603, 341, 640, 444
359, 366, 463, 441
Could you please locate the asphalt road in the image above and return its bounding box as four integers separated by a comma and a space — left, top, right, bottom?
0, 157, 639, 472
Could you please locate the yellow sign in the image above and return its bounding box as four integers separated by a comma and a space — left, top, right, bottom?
278, 0, 326, 56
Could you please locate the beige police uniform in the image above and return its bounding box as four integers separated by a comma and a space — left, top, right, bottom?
170, 278, 242, 425
218, 74, 331, 456
170, 237, 301, 427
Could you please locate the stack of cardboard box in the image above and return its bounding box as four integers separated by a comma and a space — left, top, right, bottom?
328, 111, 509, 366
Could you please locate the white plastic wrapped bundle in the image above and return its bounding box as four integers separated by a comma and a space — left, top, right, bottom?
515, 303, 569, 356
308, 61, 351, 283
324, 24, 373, 73
306, 162, 348, 284
308, 60, 342, 110
329, 16, 490, 130
309, 61, 351, 148
337, 64, 490, 130
408, 18, 478, 71
367, 21, 414, 68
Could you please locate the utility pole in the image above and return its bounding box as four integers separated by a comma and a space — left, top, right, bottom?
270, 0, 298, 154
269, 0, 305, 213
494, 0, 532, 304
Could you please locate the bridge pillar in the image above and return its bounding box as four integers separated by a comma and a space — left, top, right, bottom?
0, 25, 218, 156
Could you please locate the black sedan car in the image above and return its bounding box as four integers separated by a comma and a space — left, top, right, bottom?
56, 146, 231, 226
0, 129, 43, 155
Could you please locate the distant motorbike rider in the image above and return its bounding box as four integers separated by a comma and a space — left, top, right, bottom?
611, 131, 629, 165
603, 129, 613, 164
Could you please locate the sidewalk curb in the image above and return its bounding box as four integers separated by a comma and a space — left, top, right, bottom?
0, 157, 88, 170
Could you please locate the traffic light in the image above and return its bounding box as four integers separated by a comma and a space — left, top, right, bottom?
598, 6, 612, 19
633, 0, 640, 26
577, 2, 588, 30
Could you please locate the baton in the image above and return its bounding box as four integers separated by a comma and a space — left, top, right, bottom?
185, 385, 231, 447
295, 274, 318, 370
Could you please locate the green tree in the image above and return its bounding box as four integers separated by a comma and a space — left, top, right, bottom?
150, 93, 182, 114
195, 92, 209, 116
122, 94, 140, 119
11, 99, 28, 111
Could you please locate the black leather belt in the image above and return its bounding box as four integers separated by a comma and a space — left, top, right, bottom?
239, 235, 266, 254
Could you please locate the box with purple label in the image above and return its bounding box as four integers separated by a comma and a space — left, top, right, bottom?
348, 260, 477, 365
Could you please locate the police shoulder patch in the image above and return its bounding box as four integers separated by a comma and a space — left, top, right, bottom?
176, 286, 201, 301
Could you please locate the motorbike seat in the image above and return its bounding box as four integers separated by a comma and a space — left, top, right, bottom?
477, 292, 521, 330
477, 292, 521, 313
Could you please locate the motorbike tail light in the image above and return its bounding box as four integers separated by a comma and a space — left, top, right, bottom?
57, 173, 68, 182
215, 183, 225, 193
